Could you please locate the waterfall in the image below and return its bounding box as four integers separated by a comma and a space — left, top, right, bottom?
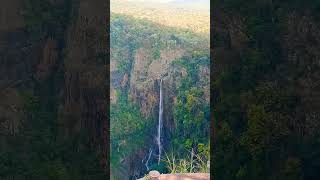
157, 79, 163, 164
145, 148, 152, 171
142, 79, 163, 171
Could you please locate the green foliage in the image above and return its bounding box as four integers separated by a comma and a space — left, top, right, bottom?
282, 157, 302, 180
152, 48, 161, 60
111, 14, 209, 74
148, 162, 168, 174
213, 1, 320, 179
110, 14, 210, 177
170, 52, 210, 157
23, 0, 71, 39
110, 91, 154, 174
163, 147, 209, 174
0, 79, 104, 179
174, 87, 209, 144
31, 160, 70, 180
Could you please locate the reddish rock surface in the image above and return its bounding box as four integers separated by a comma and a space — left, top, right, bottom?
143, 171, 210, 180
158, 173, 210, 180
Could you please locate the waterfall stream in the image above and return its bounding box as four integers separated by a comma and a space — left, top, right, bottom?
157, 79, 163, 164
145, 148, 152, 171
142, 79, 164, 172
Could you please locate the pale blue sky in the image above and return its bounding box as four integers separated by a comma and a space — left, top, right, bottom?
127, 0, 210, 4
127, 0, 173, 2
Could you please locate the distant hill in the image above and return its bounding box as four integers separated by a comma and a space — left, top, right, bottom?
168, 0, 210, 11
111, 0, 210, 34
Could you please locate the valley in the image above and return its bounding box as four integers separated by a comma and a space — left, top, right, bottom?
110, 1, 210, 178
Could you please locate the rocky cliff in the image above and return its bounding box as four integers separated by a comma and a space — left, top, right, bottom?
0, 0, 108, 178
212, 1, 320, 179
110, 14, 210, 179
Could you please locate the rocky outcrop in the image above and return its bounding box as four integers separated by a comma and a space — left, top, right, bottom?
129, 47, 185, 118
57, 0, 108, 168
0, 88, 24, 135
58, 0, 107, 141
111, 44, 186, 119
0, 0, 34, 136
138, 170, 210, 180
36, 38, 59, 81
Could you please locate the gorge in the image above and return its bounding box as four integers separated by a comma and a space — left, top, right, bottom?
110, 13, 210, 179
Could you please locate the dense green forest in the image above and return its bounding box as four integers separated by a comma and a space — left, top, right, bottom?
110, 14, 210, 179
213, 1, 320, 180
0, 0, 107, 179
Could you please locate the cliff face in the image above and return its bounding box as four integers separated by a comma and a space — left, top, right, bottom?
212, 2, 320, 179
58, 0, 107, 150
110, 15, 210, 120
0, 0, 107, 178
128, 47, 185, 118
110, 14, 210, 179
0, 0, 32, 136
110, 32, 208, 130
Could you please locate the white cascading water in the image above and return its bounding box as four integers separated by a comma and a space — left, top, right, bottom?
145, 148, 152, 171
157, 79, 163, 164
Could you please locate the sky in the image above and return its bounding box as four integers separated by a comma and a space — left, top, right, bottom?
126, 0, 210, 4
127, 0, 173, 2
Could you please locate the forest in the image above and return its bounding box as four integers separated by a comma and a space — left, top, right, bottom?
1, 0, 107, 179
213, 0, 320, 179
110, 14, 210, 179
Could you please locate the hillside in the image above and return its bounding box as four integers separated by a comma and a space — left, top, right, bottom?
110, 0, 210, 34
212, 0, 320, 179
0, 0, 107, 178
110, 14, 210, 179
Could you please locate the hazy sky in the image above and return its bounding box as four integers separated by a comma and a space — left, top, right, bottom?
127, 0, 173, 2
126, 0, 210, 4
